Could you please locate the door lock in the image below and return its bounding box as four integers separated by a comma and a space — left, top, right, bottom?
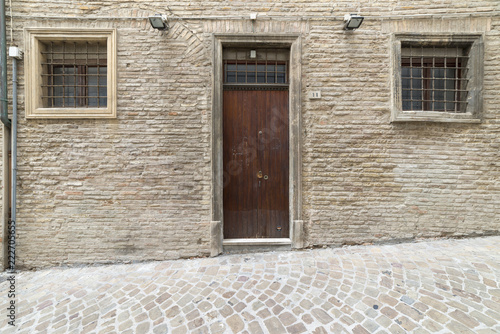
257, 171, 263, 179
264, 175, 268, 180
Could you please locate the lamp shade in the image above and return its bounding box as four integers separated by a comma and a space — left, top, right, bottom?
343, 14, 364, 30
149, 15, 169, 30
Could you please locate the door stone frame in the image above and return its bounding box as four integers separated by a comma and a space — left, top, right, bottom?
210, 34, 303, 255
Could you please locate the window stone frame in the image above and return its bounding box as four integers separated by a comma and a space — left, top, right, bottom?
25, 28, 117, 119
391, 33, 484, 123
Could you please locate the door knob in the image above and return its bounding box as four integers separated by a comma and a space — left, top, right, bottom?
257, 171, 263, 179
264, 175, 268, 180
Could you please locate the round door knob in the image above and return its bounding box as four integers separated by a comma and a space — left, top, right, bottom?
264, 175, 268, 180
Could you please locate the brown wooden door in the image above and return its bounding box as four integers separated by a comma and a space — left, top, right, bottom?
223, 88, 289, 239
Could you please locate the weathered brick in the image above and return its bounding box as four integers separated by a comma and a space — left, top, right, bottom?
0, 0, 499, 269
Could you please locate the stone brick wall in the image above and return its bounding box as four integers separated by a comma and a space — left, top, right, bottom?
2, 1, 499, 269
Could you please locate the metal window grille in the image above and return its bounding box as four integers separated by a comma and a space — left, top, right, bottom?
222, 48, 289, 86
224, 60, 288, 85
401, 45, 469, 113
41, 41, 107, 108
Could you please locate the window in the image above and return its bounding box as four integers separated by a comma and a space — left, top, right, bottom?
222, 48, 289, 86
43, 41, 107, 108
26, 29, 116, 118
392, 34, 483, 122
402, 47, 465, 112
224, 61, 288, 84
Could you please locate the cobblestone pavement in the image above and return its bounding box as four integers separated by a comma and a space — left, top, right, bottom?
1, 236, 499, 334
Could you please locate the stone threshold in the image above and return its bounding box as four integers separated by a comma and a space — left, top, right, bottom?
223, 238, 292, 246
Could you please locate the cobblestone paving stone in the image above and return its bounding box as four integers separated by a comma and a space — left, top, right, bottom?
1, 236, 499, 333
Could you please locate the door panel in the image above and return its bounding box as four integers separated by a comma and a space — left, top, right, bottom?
258, 90, 289, 238
223, 90, 259, 238
223, 88, 289, 239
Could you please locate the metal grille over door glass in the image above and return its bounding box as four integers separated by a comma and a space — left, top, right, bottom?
41, 41, 107, 108
223, 48, 289, 85
224, 61, 287, 84
401, 45, 469, 113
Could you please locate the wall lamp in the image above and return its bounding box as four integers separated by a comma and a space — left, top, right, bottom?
149, 14, 169, 31
343, 14, 364, 30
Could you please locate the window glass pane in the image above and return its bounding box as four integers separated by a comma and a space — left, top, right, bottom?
52, 67, 64, 107
53, 90, 63, 107
402, 67, 422, 110
445, 92, 456, 111
412, 100, 423, 110
99, 67, 107, 87
411, 58, 422, 67
277, 72, 285, 84
237, 72, 246, 83
412, 68, 422, 79
446, 68, 456, 78
434, 89, 444, 101
94, 68, 108, 107
402, 86, 410, 100
403, 98, 422, 111
402, 78, 411, 95
257, 72, 265, 83
433, 79, 445, 90
412, 79, 422, 90
402, 88, 411, 110
431, 68, 456, 111
445, 69, 456, 89
226, 72, 236, 83
88, 68, 98, 90
99, 96, 107, 107
223, 61, 288, 84
401, 67, 410, 79
53, 67, 76, 107
247, 72, 256, 83
402, 68, 422, 80
433, 68, 445, 79
62, 67, 76, 85
402, 100, 411, 111
267, 73, 275, 83
445, 78, 455, 90
411, 87, 422, 100
433, 101, 444, 110
88, 67, 107, 107
64, 87, 76, 107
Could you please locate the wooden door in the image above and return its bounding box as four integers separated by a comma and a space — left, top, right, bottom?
223, 88, 289, 238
